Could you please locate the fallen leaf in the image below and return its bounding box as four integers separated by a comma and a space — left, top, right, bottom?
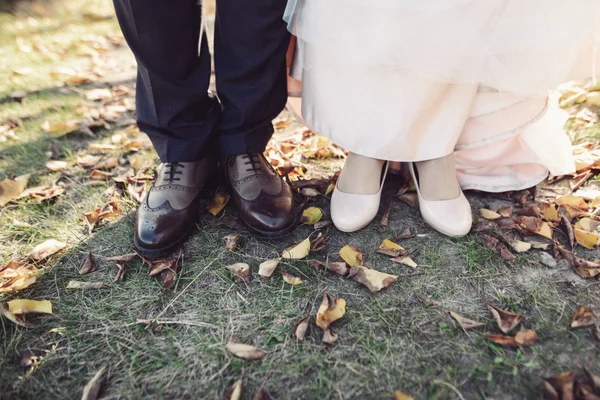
227, 379, 243, 400
556, 195, 589, 211
391, 256, 418, 268
81, 365, 107, 400
339, 245, 363, 267
313, 220, 331, 230
281, 271, 304, 285
79, 253, 96, 275
8, 299, 52, 315
528, 240, 551, 250
316, 293, 346, 331
310, 232, 325, 252
487, 303, 524, 334
105, 253, 138, 263
482, 333, 518, 348
46, 160, 68, 171
301, 207, 323, 225
0, 303, 27, 327
515, 216, 553, 239
449, 311, 485, 330
541, 204, 560, 222
226, 263, 251, 284
509, 239, 532, 253
575, 218, 600, 233
555, 241, 600, 279
584, 368, 600, 392
76, 154, 101, 168
497, 207, 513, 218
394, 226, 417, 241
593, 326, 600, 343
576, 383, 600, 400
300, 188, 320, 197
570, 306, 598, 329
0, 174, 29, 206
223, 233, 242, 251
29, 239, 67, 262
394, 391, 415, 400
282, 237, 310, 259
85, 88, 112, 101
348, 265, 398, 292
483, 235, 516, 262
398, 193, 418, 208
147, 256, 178, 277
326, 261, 349, 276
207, 192, 230, 216
514, 329, 538, 346
377, 239, 408, 257
322, 329, 338, 345
226, 339, 267, 360
0, 261, 37, 293
252, 389, 272, 400
94, 156, 119, 171
480, 209, 502, 220
258, 259, 280, 279
90, 170, 113, 180
292, 315, 310, 341
66, 281, 109, 289
21, 185, 65, 202
575, 229, 600, 249
380, 202, 392, 226
543, 372, 575, 400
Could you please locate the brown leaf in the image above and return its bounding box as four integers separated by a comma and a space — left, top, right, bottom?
348, 265, 398, 292
147, 257, 178, 277
483, 235, 516, 262
310, 232, 325, 252
487, 303, 524, 334
555, 242, 600, 279
377, 239, 408, 258
339, 245, 363, 267
105, 253, 138, 262
113, 262, 127, 282
207, 192, 230, 216
252, 389, 272, 400
543, 372, 575, 400
322, 329, 338, 345
223, 233, 242, 251
497, 207, 513, 218
398, 193, 418, 208
515, 216, 553, 239
584, 368, 600, 392
0, 261, 37, 294
481, 333, 518, 348
326, 261, 349, 276
258, 259, 280, 279
0, 174, 29, 207
81, 365, 107, 400
21, 185, 65, 202
281, 271, 304, 285
226, 263, 251, 284
226, 339, 267, 360
576, 383, 600, 400
514, 329, 538, 346
292, 315, 310, 341
449, 311, 485, 330
480, 209, 502, 220
94, 156, 119, 170
394, 226, 417, 241
90, 169, 113, 180
380, 202, 392, 226
316, 293, 346, 331
29, 239, 67, 262
66, 281, 109, 289
570, 306, 598, 329
79, 253, 96, 275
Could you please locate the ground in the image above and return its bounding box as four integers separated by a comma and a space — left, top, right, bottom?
0, 1, 599, 399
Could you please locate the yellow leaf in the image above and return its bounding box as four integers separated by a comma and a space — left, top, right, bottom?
574, 229, 600, 249
509, 240, 532, 253
391, 256, 418, 268
0, 304, 27, 327
339, 245, 363, 267
555, 195, 589, 210
514, 329, 538, 346
394, 391, 415, 400
282, 237, 310, 259
228, 379, 242, 400
301, 207, 323, 225
316, 293, 346, 330
7, 299, 52, 315
281, 271, 304, 285
570, 306, 597, 329
225, 263, 251, 283
377, 239, 407, 257
480, 209, 501, 220
515, 216, 553, 239
348, 265, 399, 292
575, 217, 600, 233
258, 259, 280, 279
207, 192, 230, 216
541, 204, 560, 222
0, 174, 29, 207
325, 181, 335, 195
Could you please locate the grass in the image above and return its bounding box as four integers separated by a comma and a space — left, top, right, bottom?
1, 1, 600, 399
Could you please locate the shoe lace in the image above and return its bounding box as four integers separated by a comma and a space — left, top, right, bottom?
163, 162, 184, 183
227, 153, 267, 174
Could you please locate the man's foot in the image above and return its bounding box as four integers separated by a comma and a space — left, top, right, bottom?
134, 159, 214, 259
223, 153, 296, 238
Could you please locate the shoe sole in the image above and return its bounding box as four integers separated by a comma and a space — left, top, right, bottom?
241, 213, 298, 240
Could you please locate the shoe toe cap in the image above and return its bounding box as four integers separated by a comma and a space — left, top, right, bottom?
420, 193, 473, 237
330, 189, 381, 233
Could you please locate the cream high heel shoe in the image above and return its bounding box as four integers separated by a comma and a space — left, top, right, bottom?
331, 162, 389, 232
409, 163, 472, 237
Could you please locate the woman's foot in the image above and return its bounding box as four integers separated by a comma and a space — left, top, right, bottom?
411, 154, 472, 237
331, 153, 388, 232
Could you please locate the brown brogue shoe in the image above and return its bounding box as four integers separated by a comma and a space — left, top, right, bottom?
223, 153, 296, 238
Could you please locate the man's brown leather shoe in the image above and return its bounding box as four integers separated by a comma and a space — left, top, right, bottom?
134, 159, 213, 258
223, 153, 296, 238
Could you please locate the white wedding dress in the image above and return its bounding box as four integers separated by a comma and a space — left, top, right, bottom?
285, 0, 600, 192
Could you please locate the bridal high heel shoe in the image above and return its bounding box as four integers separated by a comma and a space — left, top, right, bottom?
331, 162, 389, 232
409, 163, 472, 237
